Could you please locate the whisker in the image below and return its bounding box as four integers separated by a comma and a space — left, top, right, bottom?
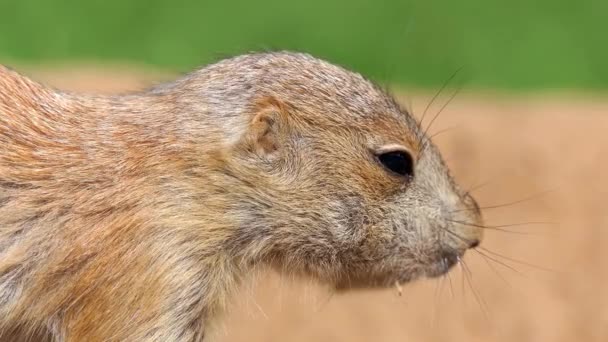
447, 219, 552, 235
448, 219, 556, 229
441, 225, 471, 244
442, 228, 523, 291
473, 248, 526, 277
452, 189, 556, 213
441, 226, 531, 280
440, 272, 447, 299
439, 227, 525, 276
460, 257, 490, 321
419, 67, 463, 128
465, 180, 492, 195
479, 246, 560, 273
423, 82, 463, 138
445, 229, 489, 321
447, 271, 455, 299
475, 250, 515, 289
458, 258, 466, 299
431, 274, 444, 326
433, 273, 443, 300
428, 124, 460, 140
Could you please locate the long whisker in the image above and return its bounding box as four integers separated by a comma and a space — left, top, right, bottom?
442, 226, 527, 277
461, 180, 491, 202
441, 227, 525, 280
439, 225, 471, 246
442, 223, 558, 276
458, 259, 466, 299
475, 249, 514, 289
465, 180, 492, 195
428, 124, 460, 140
446, 271, 455, 299
473, 248, 526, 277
479, 247, 560, 273
432, 274, 444, 326
447, 219, 552, 234
460, 257, 490, 321
424, 82, 463, 138
452, 189, 556, 213
448, 219, 556, 228
419, 67, 463, 128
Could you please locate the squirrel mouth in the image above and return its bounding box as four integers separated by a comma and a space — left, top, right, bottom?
424, 251, 461, 278
332, 250, 465, 291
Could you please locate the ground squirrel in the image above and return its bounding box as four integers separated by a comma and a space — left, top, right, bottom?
0, 52, 483, 341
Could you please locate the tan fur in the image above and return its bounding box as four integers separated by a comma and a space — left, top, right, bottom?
0, 52, 483, 341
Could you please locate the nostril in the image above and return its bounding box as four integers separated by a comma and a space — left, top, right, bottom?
468, 239, 480, 249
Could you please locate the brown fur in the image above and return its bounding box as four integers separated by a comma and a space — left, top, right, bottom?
0, 52, 483, 341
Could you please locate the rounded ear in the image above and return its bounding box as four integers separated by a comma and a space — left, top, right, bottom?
238, 96, 290, 158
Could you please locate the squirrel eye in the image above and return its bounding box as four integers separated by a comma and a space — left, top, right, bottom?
377, 150, 414, 177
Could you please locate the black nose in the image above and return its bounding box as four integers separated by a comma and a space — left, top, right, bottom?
468, 239, 480, 249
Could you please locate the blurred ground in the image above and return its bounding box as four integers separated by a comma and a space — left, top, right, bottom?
30, 68, 608, 342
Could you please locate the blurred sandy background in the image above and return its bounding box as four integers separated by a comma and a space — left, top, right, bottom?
23, 67, 607, 342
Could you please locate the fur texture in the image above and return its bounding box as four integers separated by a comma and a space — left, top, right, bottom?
0, 52, 483, 341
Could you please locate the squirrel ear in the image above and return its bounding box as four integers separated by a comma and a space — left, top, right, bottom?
240, 96, 289, 157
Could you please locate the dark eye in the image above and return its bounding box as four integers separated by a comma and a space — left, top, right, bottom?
377, 150, 414, 177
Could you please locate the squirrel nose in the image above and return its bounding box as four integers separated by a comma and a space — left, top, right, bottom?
468, 239, 480, 249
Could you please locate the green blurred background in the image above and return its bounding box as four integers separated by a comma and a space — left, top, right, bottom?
0, 0, 605, 90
